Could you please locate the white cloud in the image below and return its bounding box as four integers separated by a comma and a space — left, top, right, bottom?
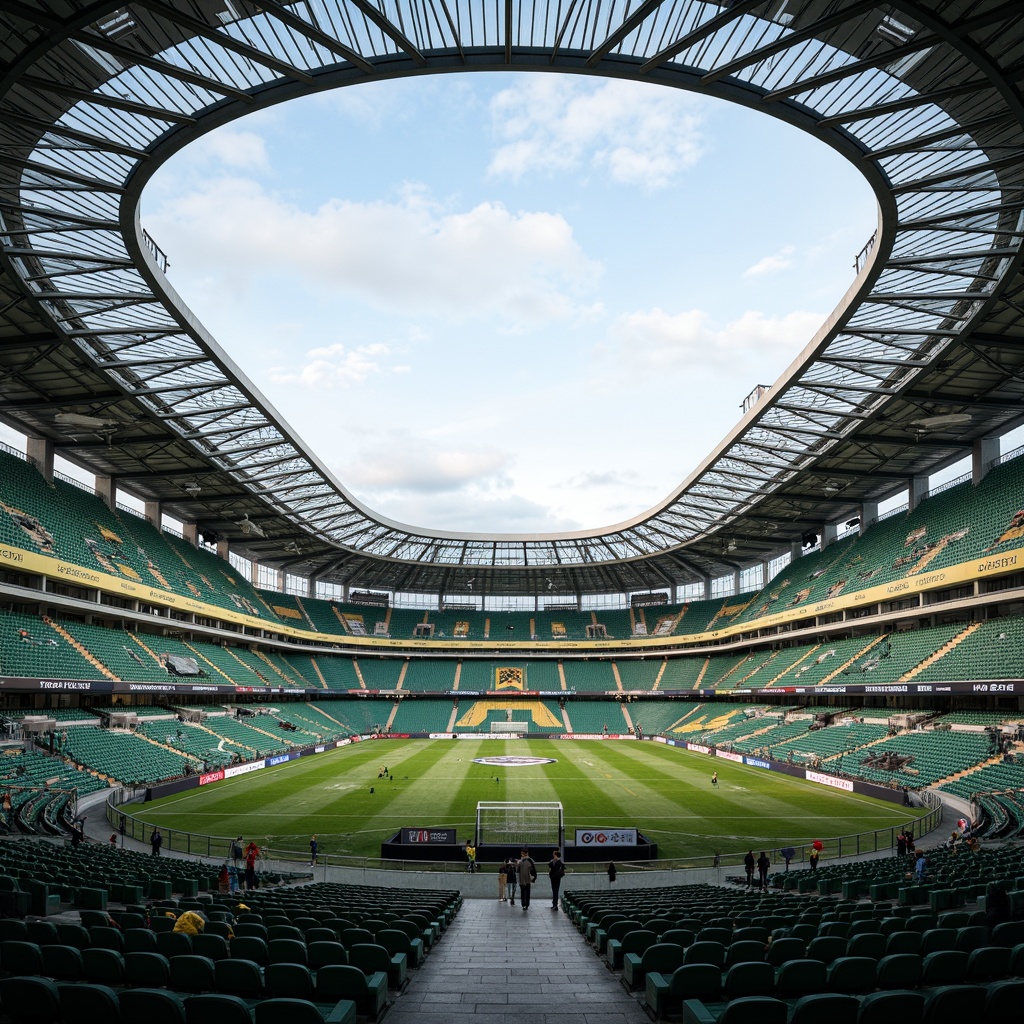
379, 490, 582, 533
269, 343, 394, 388
190, 129, 268, 170
488, 78, 705, 189
744, 246, 796, 277
342, 433, 511, 495
145, 179, 599, 324
606, 307, 823, 375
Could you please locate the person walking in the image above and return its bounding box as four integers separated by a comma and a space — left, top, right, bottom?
548, 849, 566, 910
711, 771, 718, 787
756, 850, 770, 889
231, 836, 243, 869
743, 850, 755, 886
607, 861, 617, 884
465, 840, 477, 873
244, 841, 260, 890
150, 828, 162, 856
309, 835, 318, 866
517, 848, 537, 911
507, 856, 518, 906
498, 859, 509, 901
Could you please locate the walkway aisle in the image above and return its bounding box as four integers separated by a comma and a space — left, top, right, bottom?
386, 897, 650, 1024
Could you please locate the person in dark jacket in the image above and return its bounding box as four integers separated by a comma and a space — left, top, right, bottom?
150, 828, 162, 856
548, 849, 566, 910
743, 850, 755, 886
517, 849, 537, 911
756, 851, 770, 889
607, 861, 617, 884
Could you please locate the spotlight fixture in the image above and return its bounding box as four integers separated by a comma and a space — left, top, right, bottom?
184, 481, 202, 498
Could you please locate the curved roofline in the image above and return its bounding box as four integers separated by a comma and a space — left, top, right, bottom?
1, 2, 1023, 594
122, 60, 892, 545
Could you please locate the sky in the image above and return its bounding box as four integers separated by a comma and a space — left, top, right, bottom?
119, 75, 882, 532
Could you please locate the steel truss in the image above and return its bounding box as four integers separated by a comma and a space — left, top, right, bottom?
1, 1, 1023, 597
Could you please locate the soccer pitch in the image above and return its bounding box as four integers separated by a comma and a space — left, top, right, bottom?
141, 739, 926, 863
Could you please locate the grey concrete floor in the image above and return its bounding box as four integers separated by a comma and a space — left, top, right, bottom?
384, 897, 649, 1024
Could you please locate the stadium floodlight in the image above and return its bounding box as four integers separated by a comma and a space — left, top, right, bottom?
55, 412, 120, 431
908, 413, 972, 432
236, 515, 265, 538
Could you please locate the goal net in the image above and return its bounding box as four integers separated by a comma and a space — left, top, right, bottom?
476, 801, 564, 849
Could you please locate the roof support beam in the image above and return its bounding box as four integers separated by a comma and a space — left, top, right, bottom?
586, 0, 668, 67
348, 0, 427, 66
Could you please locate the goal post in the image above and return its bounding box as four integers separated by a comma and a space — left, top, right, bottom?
476, 801, 564, 851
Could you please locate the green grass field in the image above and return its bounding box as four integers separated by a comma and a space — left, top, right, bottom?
142, 739, 927, 863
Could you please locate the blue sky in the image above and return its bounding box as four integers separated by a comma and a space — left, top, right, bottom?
135, 72, 879, 534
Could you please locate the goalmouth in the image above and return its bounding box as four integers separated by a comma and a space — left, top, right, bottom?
476, 801, 564, 851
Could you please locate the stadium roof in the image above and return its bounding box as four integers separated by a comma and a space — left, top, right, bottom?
1, 0, 1023, 598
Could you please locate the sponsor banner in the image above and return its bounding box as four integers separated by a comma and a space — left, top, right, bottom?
456, 732, 510, 740
402, 828, 457, 844
719, 680, 1018, 697
806, 769, 854, 792
146, 775, 199, 799
266, 754, 291, 767
565, 732, 633, 741
653, 735, 667, 744
367, 732, 411, 740
429, 733, 456, 740
716, 750, 743, 763
314, 745, 326, 753
199, 770, 225, 786
5, 537, 1023, 654
576, 828, 638, 847
0, 676, 113, 692
744, 757, 771, 770
224, 759, 266, 779
687, 743, 711, 754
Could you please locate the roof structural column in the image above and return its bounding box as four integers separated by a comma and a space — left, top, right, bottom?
182, 522, 198, 547
95, 475, 115, 510
821, 523, 838, 551
732, 568, 742, 595
216, 538, 230, 561
972, 437, 1000, 486
860, 502, 878, 535
25, 437, 53, 484
145, 501, 161, 529
908, 476, 929, 513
